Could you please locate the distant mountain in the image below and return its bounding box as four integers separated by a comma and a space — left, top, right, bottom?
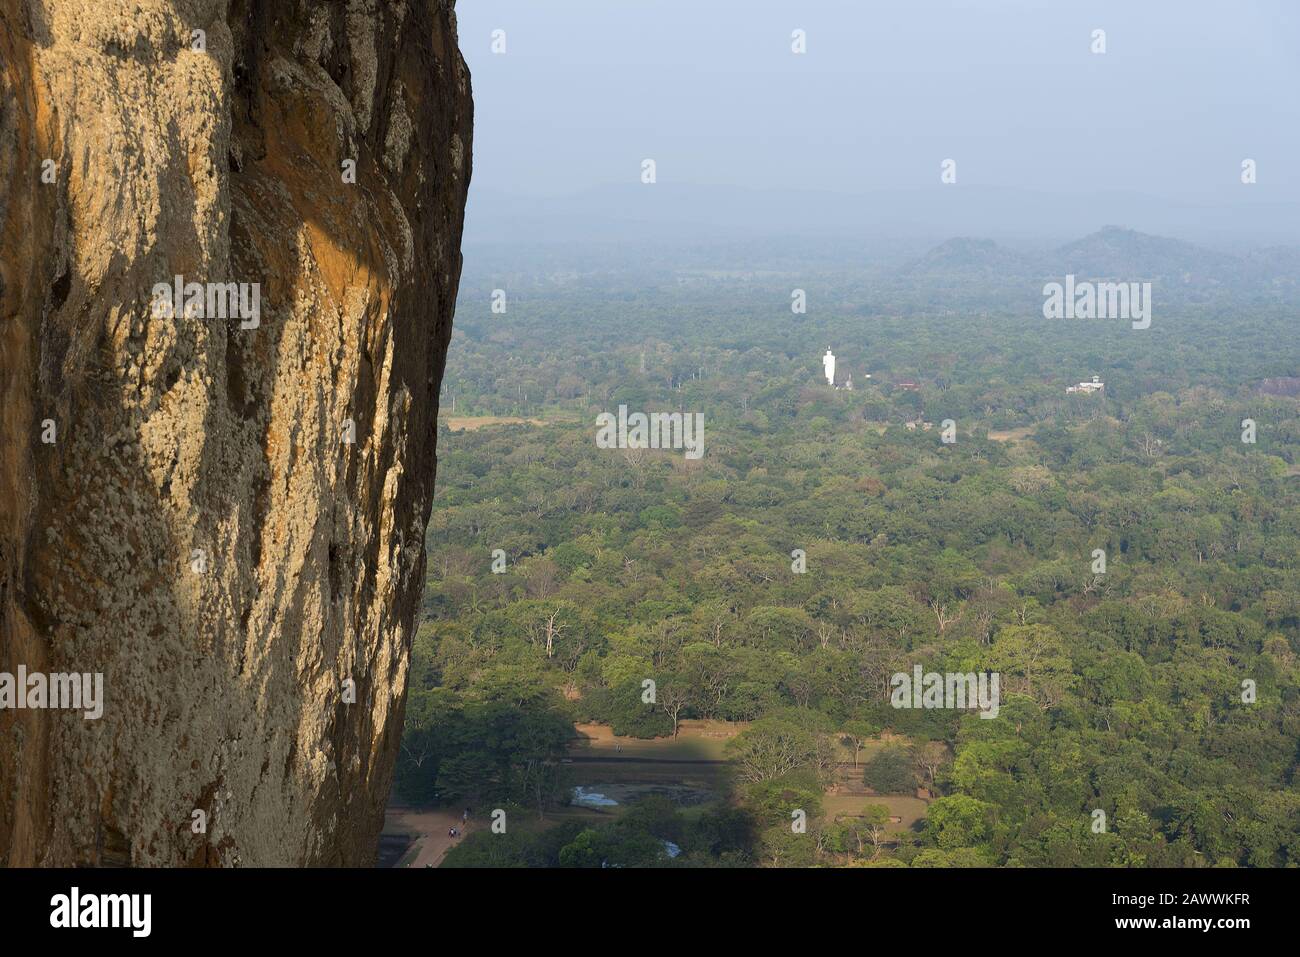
1050, 226, 1240, 283
900, 237, 1043, 280
1241, 246, 1300, 290
891, 227, 1300, 301
464, 184, 1300, 247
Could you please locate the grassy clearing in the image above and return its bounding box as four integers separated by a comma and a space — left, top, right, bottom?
822, 794, 929, 832
443, 415, 547, 431
987, 426, 1035, 442
569, 720, 743, 761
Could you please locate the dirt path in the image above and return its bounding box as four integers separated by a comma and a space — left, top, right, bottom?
385, 808, 475, 868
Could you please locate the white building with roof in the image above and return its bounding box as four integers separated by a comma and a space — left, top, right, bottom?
1067, 375, 1105, 395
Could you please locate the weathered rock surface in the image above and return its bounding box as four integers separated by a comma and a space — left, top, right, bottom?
0, 0, 471, 865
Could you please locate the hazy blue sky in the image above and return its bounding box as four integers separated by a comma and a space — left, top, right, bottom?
457, 0, 1300, 203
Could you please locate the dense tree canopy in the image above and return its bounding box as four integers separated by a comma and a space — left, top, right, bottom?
407, 248, 1300, 868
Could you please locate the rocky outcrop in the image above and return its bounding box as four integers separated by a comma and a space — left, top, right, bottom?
0, 0, 471, 865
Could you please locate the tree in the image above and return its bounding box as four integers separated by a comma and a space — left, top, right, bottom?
926, 795, 996, 850
986, 623, 1074, 708
840, 718, 879, 768
656, 673, 695, 737
758, 823, 815, 868
726, 716, 822, 784
914, 740, 949, 789
862, 745, 915, 794
861, 804, 892, 858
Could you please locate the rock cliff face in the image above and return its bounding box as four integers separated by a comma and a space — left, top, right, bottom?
0, 0, 471, 865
